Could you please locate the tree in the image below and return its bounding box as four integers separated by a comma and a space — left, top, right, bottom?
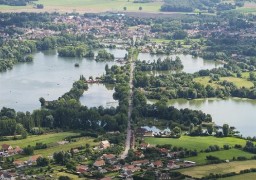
59, 176, 71, 180
223, 124, 229, 137
39, 97, 46, 106
139, 7, 142, 11
207, 124, 214, 135
189, 123, 194, 134
37, 157, 49, 167
173, 126, 181, 135
123, 7, 127, 11
23, 145, 34, 155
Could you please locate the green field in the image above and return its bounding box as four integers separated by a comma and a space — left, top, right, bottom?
185, 149, 254, 164
145, 136, 248, 151
0, 132, 79, 148
33, 137, 97, 157
220, 172, 256, 180
0, 0, 163, 13
194, 76, 254, 89
1, 132, 98, 160
178, 160, 256, 178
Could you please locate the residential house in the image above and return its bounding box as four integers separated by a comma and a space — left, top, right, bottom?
140, 143, 150, 150
76, 165, 88, 173
93, 160, 105, 167
99, 140, 110, 149
131, 159, 149, 166
102, 154, 116, 164
134, 151, 145, 159
28, 155, 42, 165
182, 161, 196, 167
153, 160, 163, 168
167, 161, 180, 170
14, 146, 23, 154
1, 144, 13, 152
144, 131, 154, 137
13, 160, 25, 168
135, 128, 147, 136
123, 165, 141, 172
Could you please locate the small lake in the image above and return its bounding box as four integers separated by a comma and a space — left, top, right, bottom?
138, 53, 223, 73
149, 98, 256, 137
0, 49, 127, 112
80, 84, 118, 108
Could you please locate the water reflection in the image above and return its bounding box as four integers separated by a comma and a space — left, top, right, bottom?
0, 49, 127, 112
138, 53, 223, 73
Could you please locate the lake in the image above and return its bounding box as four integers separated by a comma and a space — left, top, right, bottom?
138, 53, 223, 73
79, 84, 118, 108
148, 98, 256, 137
0, 49, 127, 112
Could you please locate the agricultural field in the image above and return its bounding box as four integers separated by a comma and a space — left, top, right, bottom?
0, 0, 163, 13
233, 2, 256, 14
145, 136, 249, 151
194, 76, 254, 89
178, 160, 256, 178
221, 172, 256, 180
185, 148, 255, 164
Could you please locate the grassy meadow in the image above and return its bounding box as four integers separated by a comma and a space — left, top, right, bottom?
145, 136, 249, 151
178, 160, 256, 178
0, 132, 79, 148
0, 132, 97, 160
0, 0, 163, 13
185, 148, 255, 164
194, 76, 254, 89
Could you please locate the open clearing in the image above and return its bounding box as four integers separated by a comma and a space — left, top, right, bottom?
185, 148, 254, 165
194, 76, 254, 89
0, 0, 163, 13
0, 132, 79, 148
145, 136, 248, 151
178, 160, 256, 178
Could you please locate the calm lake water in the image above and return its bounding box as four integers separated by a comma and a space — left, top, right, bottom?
148, 98, 256, 137
138, 53, 223, 73
0, 49, 127, 112
80, 84, 118, 108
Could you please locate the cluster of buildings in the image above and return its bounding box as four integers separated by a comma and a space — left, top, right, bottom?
0, 144, 23, 157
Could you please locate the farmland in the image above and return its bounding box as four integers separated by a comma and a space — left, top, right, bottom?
145, 136, 249, 151
0, 0, 163, 13
185, 148, 255, 164
178, 160, 256, 178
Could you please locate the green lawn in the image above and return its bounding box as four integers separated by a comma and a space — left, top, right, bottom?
178, 160, 256, 178
0, 132, 79, 148
0, 0, 163, 13
220, 173, 256, 180
194, 76, 254, 88
145, 136, 248, 151
185, 149, 255, 165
